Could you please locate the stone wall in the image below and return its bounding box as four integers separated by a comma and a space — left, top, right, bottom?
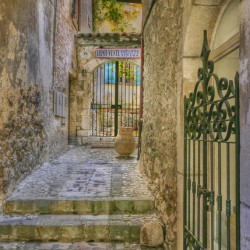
140, 0, 183, 248
80, 0, 93, 33
0, 0, 75, 197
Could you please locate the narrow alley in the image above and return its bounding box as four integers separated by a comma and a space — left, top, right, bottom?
1, 0, 250, 249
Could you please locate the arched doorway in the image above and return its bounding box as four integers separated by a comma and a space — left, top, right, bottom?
91, 61, 141, 137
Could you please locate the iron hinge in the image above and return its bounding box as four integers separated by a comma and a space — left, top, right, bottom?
200, 188, 215, 212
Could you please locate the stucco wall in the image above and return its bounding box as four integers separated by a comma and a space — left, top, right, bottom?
0, 0, 75, 197
140, 0, 183, 248
93, 1, 142, 33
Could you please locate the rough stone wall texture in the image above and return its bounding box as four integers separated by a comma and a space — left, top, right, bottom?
140, 0, 183, 248
240, 0, 250, 248
54, 1, 76, 90
0, 0, 75, 197
80, 0, 93, 33
142, 0, 154, 26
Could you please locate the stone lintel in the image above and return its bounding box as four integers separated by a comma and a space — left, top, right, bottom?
77, 33, 141, 47
194, 0, 221, 6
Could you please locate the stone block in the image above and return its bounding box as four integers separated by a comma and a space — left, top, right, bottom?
133, 200, 154, 214
15, 225, 36, 240
93, 226, 111, 241
61, 226, 84, 241
35, 200, 55, 214
3, 200, 15, 214
36, 226, 60, 241
109, 225, 131, 242
83, 225, 97, 241
94, 201, 110, 215
15, 200, 34, 214
130, 226, 141, 243
140, 222, 164, 247
52, 200, 73, 214
73, 201, 93, 214
0, 226, 13, 240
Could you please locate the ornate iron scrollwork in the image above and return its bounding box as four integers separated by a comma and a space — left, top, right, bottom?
184, 30, 240, 249
184, 31, 239, 143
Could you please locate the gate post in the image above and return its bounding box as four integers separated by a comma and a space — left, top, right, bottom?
115, 61, 119, 136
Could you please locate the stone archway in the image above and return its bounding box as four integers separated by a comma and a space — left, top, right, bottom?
69, 33, 141, 145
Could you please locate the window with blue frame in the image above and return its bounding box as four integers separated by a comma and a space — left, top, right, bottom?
104, 62, 140, 85
104, 63, 116, 84
135, 66, 140, 86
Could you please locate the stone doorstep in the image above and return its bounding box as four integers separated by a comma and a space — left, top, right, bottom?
3, 198, 155, 215
0, 214, 160, 243
91, 142, 115, 148
0, 242, 164, 250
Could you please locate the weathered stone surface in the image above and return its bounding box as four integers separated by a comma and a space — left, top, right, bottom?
140, 0, 183, 248
0, 213, 158, 242
0, 147, 162, 246
4, 147, 154, 215
140, 222, 164, 247
0, 0, 75, 198
0, 242, 164, 250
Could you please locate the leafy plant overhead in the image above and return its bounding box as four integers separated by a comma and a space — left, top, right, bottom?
93, 0, 128, 32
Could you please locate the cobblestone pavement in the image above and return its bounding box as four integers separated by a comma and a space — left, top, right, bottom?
0, 147, 162, 249
8, 146, 152, 200
0, 242, 163, 250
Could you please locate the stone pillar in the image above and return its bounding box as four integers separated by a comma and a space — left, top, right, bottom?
240, 0, 250, 248
69, 69, 77, 141
76, 71, 92, 145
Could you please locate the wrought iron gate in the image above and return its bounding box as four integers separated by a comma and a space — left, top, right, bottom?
91, 61, 140, 137
183, 31, 240, 249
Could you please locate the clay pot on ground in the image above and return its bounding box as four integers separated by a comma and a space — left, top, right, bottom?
114, 127, 136, 157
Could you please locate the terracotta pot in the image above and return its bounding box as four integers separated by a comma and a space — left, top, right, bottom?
114, 127, 136, 157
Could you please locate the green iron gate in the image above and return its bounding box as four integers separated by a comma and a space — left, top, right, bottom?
183, 31, 240, 249
91, 61, 140, 137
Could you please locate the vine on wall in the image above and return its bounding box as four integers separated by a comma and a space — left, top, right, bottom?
93, 0, 128, 32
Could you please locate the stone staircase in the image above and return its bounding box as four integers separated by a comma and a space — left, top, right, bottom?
0, 147, 163, 250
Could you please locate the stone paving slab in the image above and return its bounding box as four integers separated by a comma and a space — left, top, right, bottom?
5, 147, 152, 200
0, 214, 160, 243
4, 147, 154, 215
0, 147, 161, 248
0, 242, 164, 250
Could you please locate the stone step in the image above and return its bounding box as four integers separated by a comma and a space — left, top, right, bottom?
0, 242, 164, 250
3, 197, 154, 215
0, 214, 160, 243
68, 137, 77, 145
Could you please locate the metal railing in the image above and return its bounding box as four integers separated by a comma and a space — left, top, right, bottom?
183, 31, 240, 250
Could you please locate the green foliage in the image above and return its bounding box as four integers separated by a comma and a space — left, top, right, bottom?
118, 62, 137, 84
93, 0, 128, 32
